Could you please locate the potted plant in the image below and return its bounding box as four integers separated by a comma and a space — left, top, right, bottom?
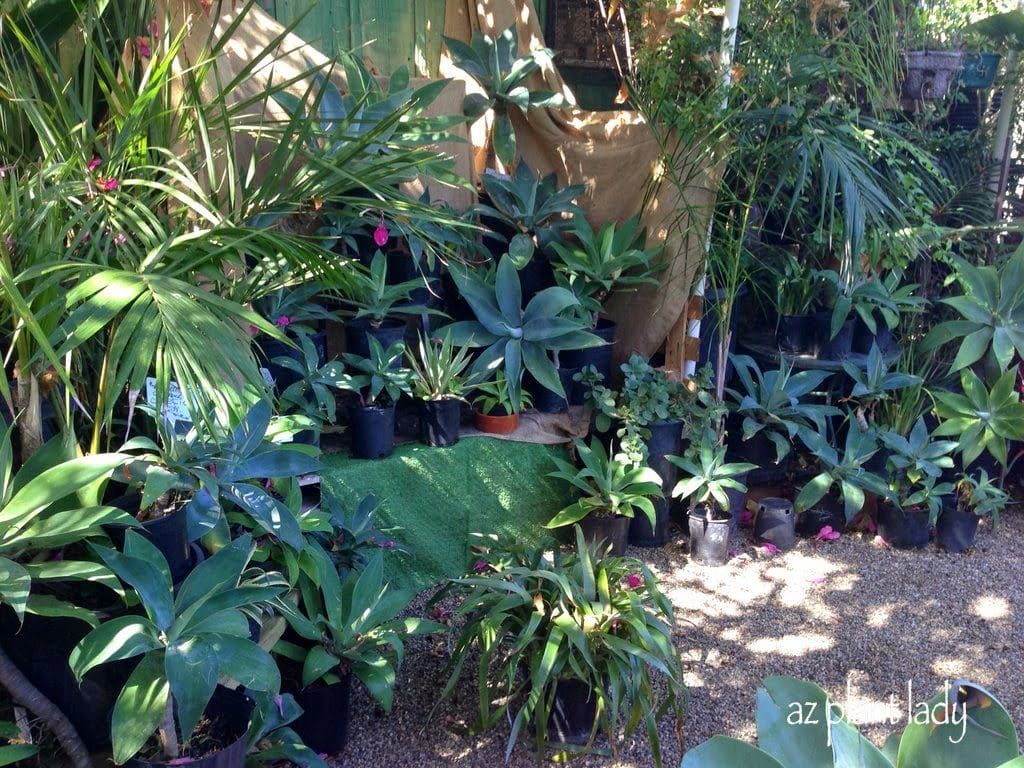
472, 371, 533, 434
668, 440, 756, 565
431, 527, 686, 765
407, 332, 477, 448
117, 401, 319, 574
272, 551, 442, 756
576, 356, 708, 546
337, 338, 413, 459
773, 251, 825, 355
274, 333, 348, 447
793, 421, 889, 536
840, 343, 922, 440
340, 250, 441, 360
875, 418, 957, 549
0, 430, 136, 766
845, 270, 923, 353
252, 283, 333, 392
549, 213, 664, 383
937, 469, 1010, 553
444, 254, 603, 413
726, 355, 839, 470
443, 26, 568, 171
545, 438, 663, 556
924, 250, 1024, 382
931, 368, 1024, 485
69, 534, 286, 766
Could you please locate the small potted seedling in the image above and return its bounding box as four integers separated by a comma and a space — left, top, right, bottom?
668, 437, 755, 565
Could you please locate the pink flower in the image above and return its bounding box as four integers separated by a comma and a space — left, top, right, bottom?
623, 572, 643, 590
99, 177, 118, 191
273, 695, 285, 716
275, 315, 290, 327
87, 156, 102, 171
379, 540, 397, 548
136, 36, 151, 58
149, 19, 159, 35
113, 233, 127, 245
740, 508, 754, 527
757, 542, 779, 557
248, 324, 260, 335
473, 560, 488, 571
373, 218, 389, 247
815, 525, 840, 542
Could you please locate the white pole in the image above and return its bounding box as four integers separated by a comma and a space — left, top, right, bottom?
684, 0, 743, 378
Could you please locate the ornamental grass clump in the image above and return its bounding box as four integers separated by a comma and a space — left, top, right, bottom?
431, 527, 686, 766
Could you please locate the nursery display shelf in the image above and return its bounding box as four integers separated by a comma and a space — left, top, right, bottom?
319, 438, 574, 594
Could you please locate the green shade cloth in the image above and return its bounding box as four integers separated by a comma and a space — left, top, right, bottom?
320, 438, 574, 594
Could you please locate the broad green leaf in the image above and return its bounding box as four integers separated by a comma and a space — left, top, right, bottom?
111, 653, 169, 765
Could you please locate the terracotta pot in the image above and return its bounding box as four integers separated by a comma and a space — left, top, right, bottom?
473, 407, 519, 435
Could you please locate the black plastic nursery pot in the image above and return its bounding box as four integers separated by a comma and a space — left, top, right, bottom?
579, 514, 630, 557
290, 675, 353, 756
528, 366, 579, 414
258, 330, 327, 392
815, 314, 856, 360
628, 420, 683, 548
560, 318, 616, 384
726, 423, 787, 486
349, 404, 396, 459
697, 285, 747, 384
420, 398, 461, 447
753, 496, 796, 549
0, 607, 122, 750
796, 491, 847, 536
126, 686, 254, 768
628, 498, 670, 548
936, 501, 981, 554
547, 677, 598, 746
777, 314, 816, 355
688, 504, 732, 566
344, 317, 407, 362
851, 317, 892, 355
106, 495, 193, 584
875, 501, 930, 550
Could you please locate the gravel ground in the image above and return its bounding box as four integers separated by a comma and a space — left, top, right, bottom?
334, 510, 1024, 767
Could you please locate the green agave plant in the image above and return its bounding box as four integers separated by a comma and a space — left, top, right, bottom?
682, 675, 1024, 768
549, 213, 664, 326
444, 255, 604, 410
546, 437, 664, 528
727, 355, 840, 463
443, 25, 567, 169
924, 249, 1024, 378
932, 368, 1024, 474
795, 422, 889, 521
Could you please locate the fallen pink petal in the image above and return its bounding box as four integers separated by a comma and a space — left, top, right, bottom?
809, 575, 827, 584
815, 525, 841, 542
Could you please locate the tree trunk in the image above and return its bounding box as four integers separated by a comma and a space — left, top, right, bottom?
0, 641, 93, 768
